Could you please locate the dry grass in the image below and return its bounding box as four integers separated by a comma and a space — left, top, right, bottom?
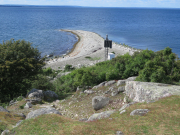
3, 83, 180, 135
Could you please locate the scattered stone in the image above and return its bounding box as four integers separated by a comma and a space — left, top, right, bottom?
1, 130, 9, 135
24, 102, 33, 109
0, 106, 10, 113
26, 107, 62, 120
116, 131, 124, 135
92, 96, 110, 111
111, 91, 119, 96
84, 90, 94, 94
87, 110, 115, 121
43, 90, 58, 101
130, 109, 150, 116
105, 80, 116, 87
120, 110, 126, 114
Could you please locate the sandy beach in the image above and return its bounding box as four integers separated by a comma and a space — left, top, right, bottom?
44, 30, 140, 70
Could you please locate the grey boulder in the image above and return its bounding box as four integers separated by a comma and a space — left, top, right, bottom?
26, 107, 62, 120
118, 87, 125, 92
92, 96, 109, 111
43, 90, 58, 101
28, 90, 44, 99
24, 102, 33, 109
117, 80, 126, 86
0, 106, 9, 113
111, 91, 119, 96
84, 90, 94, 94
130, 109, 150, 116
87, 110, 115, 121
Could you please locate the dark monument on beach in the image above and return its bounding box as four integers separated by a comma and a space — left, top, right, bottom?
104, 35, 112, 61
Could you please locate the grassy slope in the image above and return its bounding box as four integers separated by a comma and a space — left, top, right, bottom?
9, 95, 180, 135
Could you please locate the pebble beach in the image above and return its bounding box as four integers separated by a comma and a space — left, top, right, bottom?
44, 30, 140, 70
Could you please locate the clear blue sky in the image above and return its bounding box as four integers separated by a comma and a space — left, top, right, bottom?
0, 0, 180, 8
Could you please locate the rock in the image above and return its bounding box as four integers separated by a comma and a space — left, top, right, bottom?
26, 88, 39, 97
1, 130, 9, 135
87, 110, 115, 121
9, 100, 17, 106
43, 90, 58, 101
92, 96, 110, 111
105, 80, 116, 87
28, 90, 44, 99
93, 81, 107, 89
116, 131, 124, 135
125, 81, 180, 103
84, 90, 94, 94
120, 110, 126, 114
130, 109, 150, 116
13, 120, 23, 128
109, 87, 114, 91
24, 102, 33, 109
119, 104, 130, 112
76, 86, 80, 92
104, 90, 110, 94
117, 80, 126, 86
126, 76, 137, 81
26, 107, 62, 120
118, 87, 125, 92
111, 91, 119, 96
0, 106, 10, 113
25, 98, 42, 105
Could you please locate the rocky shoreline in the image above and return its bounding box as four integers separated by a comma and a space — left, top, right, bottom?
44, 30, 141, 70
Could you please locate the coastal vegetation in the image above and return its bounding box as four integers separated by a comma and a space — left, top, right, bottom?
1, 39, 180, 106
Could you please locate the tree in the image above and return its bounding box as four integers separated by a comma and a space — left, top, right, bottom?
0, 39, 45, 102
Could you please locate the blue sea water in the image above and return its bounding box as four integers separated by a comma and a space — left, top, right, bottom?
0, 6, 180, 57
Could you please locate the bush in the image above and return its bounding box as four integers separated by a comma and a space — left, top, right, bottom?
0, 39, 45, 103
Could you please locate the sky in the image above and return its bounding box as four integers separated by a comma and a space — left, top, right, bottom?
0, 0, 180, 8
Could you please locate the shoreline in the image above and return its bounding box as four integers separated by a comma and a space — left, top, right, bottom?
44, 30, 141, 70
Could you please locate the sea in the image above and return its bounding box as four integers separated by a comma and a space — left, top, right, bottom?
0, 6, 180, 57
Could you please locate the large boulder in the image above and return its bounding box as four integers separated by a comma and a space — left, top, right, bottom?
43, 90, 58, 101
125, 81, 180, 103
92, 96, 109, 111
26, 88, 39, 97
26, 107, 62, 120
87, 110, 115, 121
26, 98, 42, 105
130, 109, 150, 116
0, 106, 9, 113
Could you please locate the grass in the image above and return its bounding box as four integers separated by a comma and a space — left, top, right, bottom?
9, 95, 180, 135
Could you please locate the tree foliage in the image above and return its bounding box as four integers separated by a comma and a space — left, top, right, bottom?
0, 39, 45, 102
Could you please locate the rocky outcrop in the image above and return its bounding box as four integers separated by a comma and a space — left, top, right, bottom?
92, 96, 109, 111
87, 110, 115, 121
26, 107, 62, 120
125, 81, 180, 103
130, 109, 149, 116
0, 106, 10, 113
24, 102, 33, 109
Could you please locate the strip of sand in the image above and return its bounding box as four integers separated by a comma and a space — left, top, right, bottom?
44, 30, 140, 70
